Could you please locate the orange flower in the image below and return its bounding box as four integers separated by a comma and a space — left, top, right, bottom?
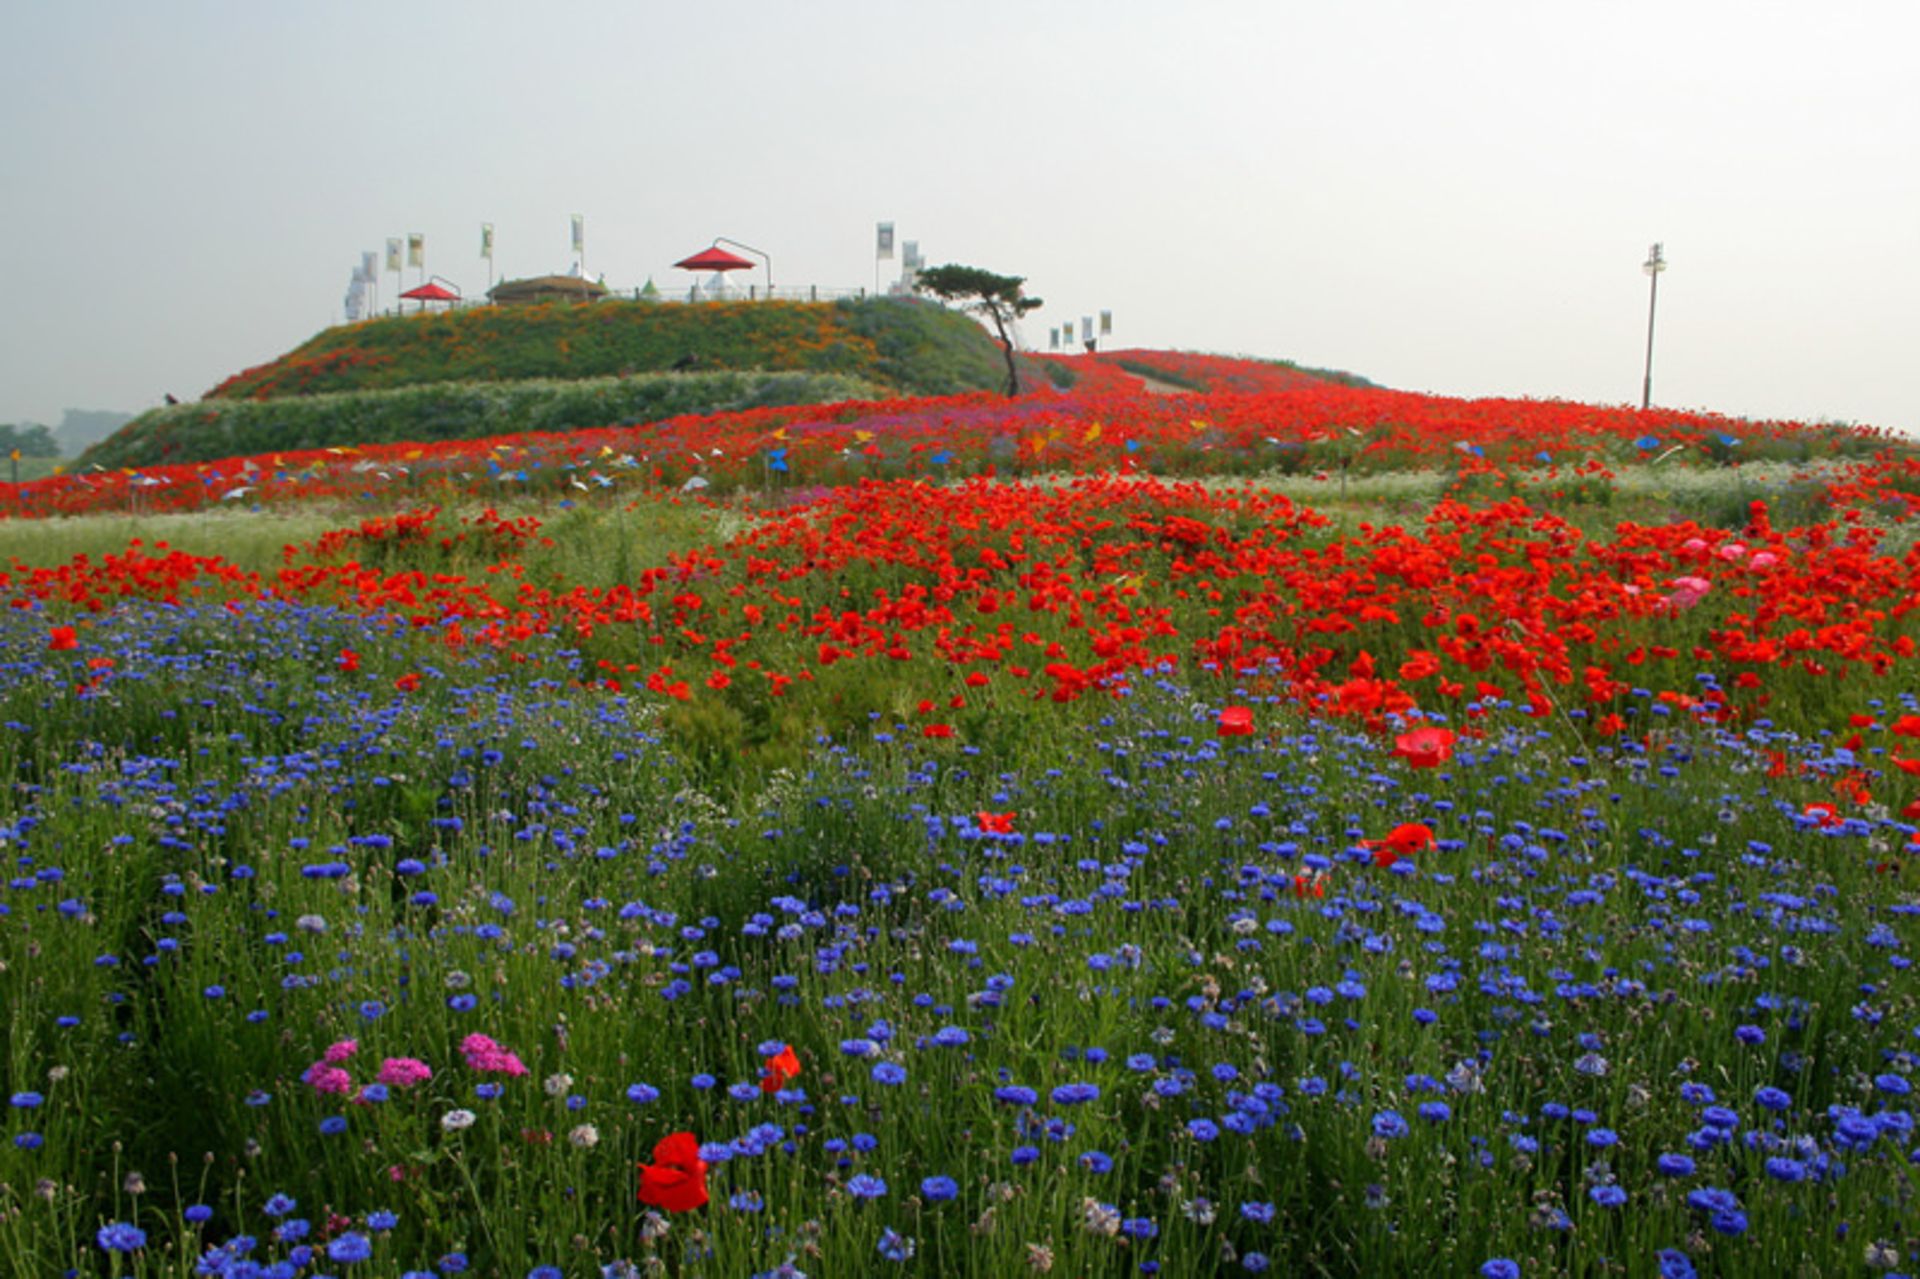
1392, 726, 1456, 769
637, 1131, 708, 1213
1363, 822, 1435, 868
759, 1045, 801, 1094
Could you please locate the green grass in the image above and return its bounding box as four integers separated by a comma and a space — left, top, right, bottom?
81, 370, 888, 471
199, 297, 1004, 401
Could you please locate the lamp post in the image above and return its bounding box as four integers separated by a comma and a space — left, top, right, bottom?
1641, 242, 1666, 411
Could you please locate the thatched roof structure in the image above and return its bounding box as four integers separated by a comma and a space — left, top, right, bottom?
488, 274, 609, 305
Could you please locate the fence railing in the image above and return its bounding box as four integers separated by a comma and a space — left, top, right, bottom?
359, 283, 899, 322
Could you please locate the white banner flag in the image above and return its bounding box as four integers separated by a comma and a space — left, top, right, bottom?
407, 233, 424, 269
1100, 310, 1112, 336
386, 238, 402, 273
876, 222, 894, 259
361, 251, 378, 282
1049, 327, 1060, 351
903, 240, 920, 271
1081, 316, 1093, 343
481, 223, 494, 259
571, 215, 584, 255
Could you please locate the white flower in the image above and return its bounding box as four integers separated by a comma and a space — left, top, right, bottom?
441, 1109, 476, 1132
295, 914, 328, 934
544, 1072, 574, 1097
568, 1124, 599, 1150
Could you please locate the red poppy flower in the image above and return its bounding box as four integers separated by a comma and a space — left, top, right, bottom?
977, 811, 1015, 835
759, 1045, 801, 1094
1218, 706, 1254, 737
1802, 803, 1841, 829
922, 723, 954, 739
393, 672, 422, 693
1392, 726, 1456, 769
48, 626, 78, 651
337, 649, 361, 673
1363, 822, 1435, 867
637, 1131, 708, 1213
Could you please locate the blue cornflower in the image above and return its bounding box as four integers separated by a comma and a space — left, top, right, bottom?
264, 1194, 297, 1217
1010, 1145, 1040, 1166
327, 1232, 373, 1264
318, 1116, 348, 1135
875, 1228, 915, 1262
1241, 1201, 1276, 1223
529, 1267, 563, 1279
921, 1176, 959, 1202
1481, 1263, 1521, 1279
1590, 1185, 1627, 1208
1187, 1118, 1220, 1142
9, 1093, 43, 1109
367, 1211, 397, 1232
994, 1085, 1038, 1106
1372, 1110, 1409, 1139
626, 1083, 658, 1104
95, 1223, 146, 1253
1079, 1150, 1114, 1173
1051, 1083, 1100, 1105
1655, 1153, 1696, 1176
1656, 1250, 1697, 1279
184, 1205, 212, 1224
871, 1062, 907, 1086
847, 1174, 887, 1199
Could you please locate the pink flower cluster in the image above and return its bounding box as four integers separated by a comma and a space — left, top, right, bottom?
300, 1039, 434, 1098
459, 1033, 528, 1076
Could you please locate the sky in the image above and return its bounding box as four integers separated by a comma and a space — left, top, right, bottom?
3, 0, 1917, 434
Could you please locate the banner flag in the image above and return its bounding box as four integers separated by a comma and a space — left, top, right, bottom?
1049, 327, 1060, 351
876, 222, 894, 258
361, 251, 378, 281
481, 223, 494, 259
1100, 310, 1112, 336
571, 215, 584, 255
406, 233, 424, 268
1081, 316, 1093, 343
386, 239, 402, 273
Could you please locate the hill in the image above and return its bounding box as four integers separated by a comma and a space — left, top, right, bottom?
83, 297, 1013, 470
203, 297, 1004, 401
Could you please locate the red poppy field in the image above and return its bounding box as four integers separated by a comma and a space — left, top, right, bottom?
3, 353, 1919, 1278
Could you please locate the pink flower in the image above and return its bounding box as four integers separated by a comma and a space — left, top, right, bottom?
459, 1034, 527, 1076
323, 1039, 359, 1064
302, 1062, 354, 1096
1750, 551, 1779, 570
1717, 542, 1748, 562
1666, 575, 1712, 612
376, 1057, 433, 1089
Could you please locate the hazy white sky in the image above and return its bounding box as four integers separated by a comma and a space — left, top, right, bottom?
3, 1, 1916, 434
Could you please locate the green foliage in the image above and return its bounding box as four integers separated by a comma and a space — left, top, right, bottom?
202, 299, 1006, 401
0, 422, 60, 457
82, 371, 885, 470
915, 264, 1043, 397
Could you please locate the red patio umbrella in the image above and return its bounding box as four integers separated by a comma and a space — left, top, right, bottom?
673, 246, 756, 273
399, 279, 460, 313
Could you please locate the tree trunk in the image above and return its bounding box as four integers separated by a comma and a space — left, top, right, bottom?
987, 307, 1018, 398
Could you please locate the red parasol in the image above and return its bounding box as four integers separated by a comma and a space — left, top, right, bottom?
400, 281, 460, 301
674, 246, 756, 273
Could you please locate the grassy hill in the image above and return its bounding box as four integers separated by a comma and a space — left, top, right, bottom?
84, 297, 1010, 470
204, 297, 1003, 400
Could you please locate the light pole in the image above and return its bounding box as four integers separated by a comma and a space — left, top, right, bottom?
1641, 242, 1666, 410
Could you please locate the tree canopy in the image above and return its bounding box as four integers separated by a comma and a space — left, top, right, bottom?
914, 264, 1041, 397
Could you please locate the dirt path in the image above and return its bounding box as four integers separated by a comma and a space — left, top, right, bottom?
1129, 372, 1190, 395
